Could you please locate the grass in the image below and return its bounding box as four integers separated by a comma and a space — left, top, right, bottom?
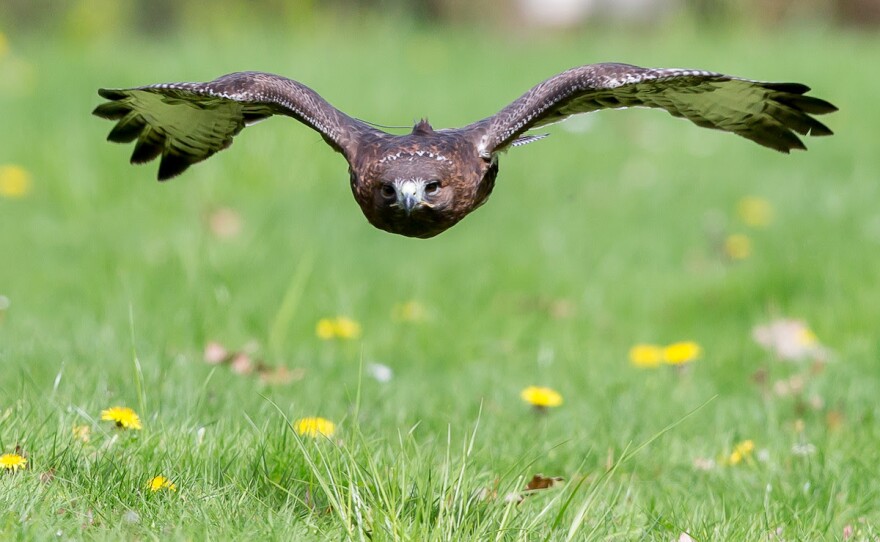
1, 16, 878, 540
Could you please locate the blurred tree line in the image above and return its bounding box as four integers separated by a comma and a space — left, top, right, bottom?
2, 0, 878, 37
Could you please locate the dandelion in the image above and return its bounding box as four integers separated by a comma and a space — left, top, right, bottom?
520, 386, 563, 409
737, 196, 774, 228
294, 417, 336, 438
728, 439, 755, 465
0, 32, 7, 58
315, 317, 361, 340
72, 425, 91, 443
100, 406, 142, 430
663, 341, 702, 365
392, 300, 429, 323
148, 475, 176, 492
629, 344, 663, 368
724, 234, 751, 260
0, 453, 27, 473
0, 164, 32, 198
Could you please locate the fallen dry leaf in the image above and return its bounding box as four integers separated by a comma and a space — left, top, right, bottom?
257, 365, 305, 385
40, 469, 56, 484
230, 352, 254, 375
204, 341, 229, 365
207, 207, 243, 239
826, 410, 845, 430
752, 319, 828, 362
525, 474, 564, 492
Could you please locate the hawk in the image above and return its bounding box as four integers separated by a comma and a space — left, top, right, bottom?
93, 63, 836, 238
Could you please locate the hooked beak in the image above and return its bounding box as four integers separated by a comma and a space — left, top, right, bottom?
397, 180, 423, 216
402, 193, 418, 215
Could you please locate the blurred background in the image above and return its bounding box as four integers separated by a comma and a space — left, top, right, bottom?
0, 0, 874, 399
2, 0, 880, 35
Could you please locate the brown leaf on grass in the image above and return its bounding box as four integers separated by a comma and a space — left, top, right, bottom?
772, 374, 805, 397
207, 207, 242, 240
492, 474, 566, 505
81, 509, 95, 529
511, 295, 576, 320
40, 469, 56, 484
752, 319, 828, 362
524, 474, 564, 492
257, 365, 305, 385
826, 410, 845, 430
693, 457, 716, 472
203, 341, 230, 365
473, 478, 500, 502
204, 341, 304, 384
751, 367, 768, 386
230, 352, 254, 375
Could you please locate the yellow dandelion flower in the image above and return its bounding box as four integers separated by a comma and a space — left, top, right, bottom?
100, 406, 142, 430
72, 425, 91, 443
724, 234, 751, 260
294, 417, 336, 438
520, 386, 563, 408
334, 317, 361, 339
315, 318, 336, 340
148, 475, 177, 492
0, 32, 8, 58
629, 344, 663, 368
0, 453, 27, 472
737, 196, 774, 228
392, 300, 429, 323
315, 317, 362, 340
728, 439, 755, 465
0, 165, 32, 199
663, 341, 702, 365
797, 327, 818, 346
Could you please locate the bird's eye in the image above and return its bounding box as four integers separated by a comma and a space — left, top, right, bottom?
425, 180, 441, 195
381, 184, 396, 198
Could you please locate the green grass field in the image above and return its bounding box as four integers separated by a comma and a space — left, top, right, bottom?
1, 18, 878, 540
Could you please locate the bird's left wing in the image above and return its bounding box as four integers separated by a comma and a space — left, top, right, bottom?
463, 63, 836, 156
93, 71, 379, 180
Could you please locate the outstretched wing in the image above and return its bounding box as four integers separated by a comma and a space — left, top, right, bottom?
93, 71, 380, 180
465, 63, 836, 156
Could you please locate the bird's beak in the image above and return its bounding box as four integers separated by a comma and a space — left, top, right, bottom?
402, 193, 418, 215
397, 180, 422, 216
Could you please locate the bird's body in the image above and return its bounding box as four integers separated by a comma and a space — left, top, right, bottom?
93, 64, 836, 238
349, 121, 498, 238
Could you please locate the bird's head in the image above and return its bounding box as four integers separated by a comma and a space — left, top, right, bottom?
380, 177, 445, 215
367, 156, 457, 238
352, 129, 498, 238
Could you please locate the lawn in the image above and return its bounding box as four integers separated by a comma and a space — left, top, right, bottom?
1, 16, 878, 540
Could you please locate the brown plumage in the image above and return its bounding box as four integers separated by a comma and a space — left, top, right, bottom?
93, 64, 836, 238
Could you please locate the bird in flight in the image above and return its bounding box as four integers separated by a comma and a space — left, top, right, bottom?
94, 63, 836, 238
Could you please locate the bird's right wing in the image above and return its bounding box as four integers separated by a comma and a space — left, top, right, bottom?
93, 71, 381, 180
